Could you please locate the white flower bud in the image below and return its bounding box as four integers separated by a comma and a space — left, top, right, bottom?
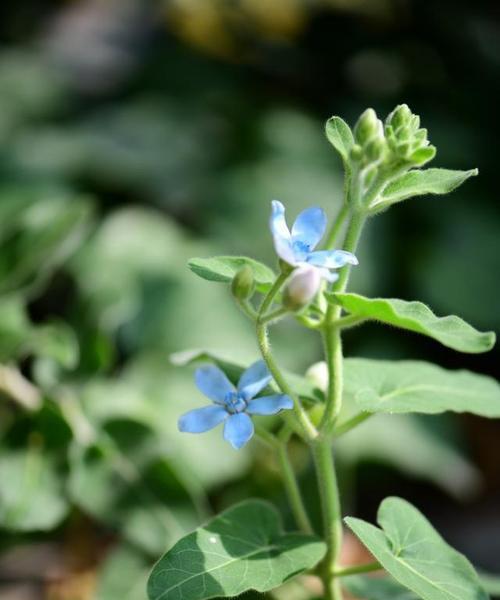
305, 361, 328, 393
282, 265, 321, 311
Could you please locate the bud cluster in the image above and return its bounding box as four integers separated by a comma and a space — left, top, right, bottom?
349, 105, 436, 178
384, 104, 436, 166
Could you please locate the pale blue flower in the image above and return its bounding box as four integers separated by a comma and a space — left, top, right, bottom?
178, 360, 293, 449
270, 200, 358, 282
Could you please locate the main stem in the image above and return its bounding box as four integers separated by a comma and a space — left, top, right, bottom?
312, 439, 343, 600
315, 205, 367, 599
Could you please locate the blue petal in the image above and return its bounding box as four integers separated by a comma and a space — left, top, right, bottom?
270, 200, 296, 264
237, 360, 272, 401
246, 394, 293, 415
291, 207, 326, 251
178, 405, 228, 433
223, 413, 254, 449
306, 250, 358, 269
195, 365, 235, 403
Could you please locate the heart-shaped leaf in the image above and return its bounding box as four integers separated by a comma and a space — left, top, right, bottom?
147, 499, 326, 600
171, 349, 324, 405
372, 168, 477, 210
344, 358, 500, 418
335, 293, 495, 353
188, 257, 275, 293
346, 497, 488, 600
325, 116, 354, 164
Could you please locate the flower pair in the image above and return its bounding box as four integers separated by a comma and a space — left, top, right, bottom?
179, 200, 358, 449
178, 360, 293, 449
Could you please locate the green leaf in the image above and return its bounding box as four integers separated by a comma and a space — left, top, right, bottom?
0, 448, 68, 531
372, 168, 478, 210
325, 116, 354, 163
345, 497, 488, 600
147, 499, 326, 600
171, 349, 324, 405
478, 571, 500, 596
335, 293, 495, 353
344, 575, 418, 599
188, 257, 275, 293
344, 358, 500, 418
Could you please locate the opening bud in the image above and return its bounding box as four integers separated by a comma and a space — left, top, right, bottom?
282, 265, 321, 311
231, 265, 255, 300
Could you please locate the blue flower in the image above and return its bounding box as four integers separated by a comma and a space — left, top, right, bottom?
270, 200, 358, 282
178, 360, 293, 449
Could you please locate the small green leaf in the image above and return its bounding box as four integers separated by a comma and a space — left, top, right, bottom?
188, 257, 276, 293
345, 497, 488, 600
325, 116, 355, 164
344, 575, 418, 599
373, 168, 478, 209
344, 358, 500, 418
335, 293, 495, 353
171, 349, 324, 405
147, 499, 326, 600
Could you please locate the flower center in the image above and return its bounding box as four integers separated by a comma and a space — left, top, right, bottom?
224, 392, 247, 414
292, 239, 311, 260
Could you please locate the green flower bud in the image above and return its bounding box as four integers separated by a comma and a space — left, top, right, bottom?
231, 265, 255, 300
365, 136, 387, 163
354, 108, 380, 146
413, 128, 428, 148
388, 103, 411, 129
282, 265, 321, 312
349, 143, 363, 162
410, 145, 436, 166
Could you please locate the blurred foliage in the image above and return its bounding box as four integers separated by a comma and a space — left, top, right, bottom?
0, 0, 498, 598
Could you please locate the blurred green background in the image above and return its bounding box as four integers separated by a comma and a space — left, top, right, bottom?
0, 0, 499, 598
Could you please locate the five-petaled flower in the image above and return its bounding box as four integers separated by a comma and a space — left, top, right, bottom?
270, 200, 358, 282
178, 360, 293, 449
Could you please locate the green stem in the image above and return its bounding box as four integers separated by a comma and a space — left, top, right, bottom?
320, 326, 343, 431
324, 203, 349, 249
312, 439, 343, 600
236, 298, 258, 321
334, 562, 382, 577
257, 273, 317, 441
333, 412, 372, 438
260, 306, 288, 325
335, 314, 367, 329
277, 442, 313, 534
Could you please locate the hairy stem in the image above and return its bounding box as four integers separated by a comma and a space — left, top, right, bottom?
256, 272, 317, 441
277, 442, 313, 534
312, 439, 343, 600
324, 203, 349, 249
334, 562, 382, 577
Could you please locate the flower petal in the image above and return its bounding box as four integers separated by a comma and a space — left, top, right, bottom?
194, 365, 235, 403
306, 250, 358, 269
178, 405, 228, 433
237, 360, 272, 400
246, 394, 293, 415
223, 413, 254, 449
270, 200, 296, 264
291, 207, 326, 251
